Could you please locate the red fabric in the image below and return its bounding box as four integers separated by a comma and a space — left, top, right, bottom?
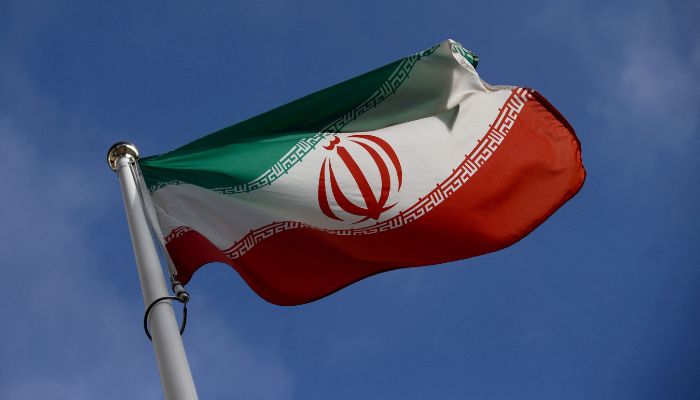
166, 91, 585, 305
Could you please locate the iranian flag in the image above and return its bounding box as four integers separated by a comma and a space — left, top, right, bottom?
139, 39, 585, 305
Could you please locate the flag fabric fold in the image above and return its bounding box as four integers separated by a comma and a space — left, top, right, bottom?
139, 39, 585, 305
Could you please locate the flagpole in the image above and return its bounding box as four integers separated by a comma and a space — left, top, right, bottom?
108, 142, 198, 400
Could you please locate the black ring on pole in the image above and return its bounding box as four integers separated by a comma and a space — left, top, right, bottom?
143, 296, 188, 341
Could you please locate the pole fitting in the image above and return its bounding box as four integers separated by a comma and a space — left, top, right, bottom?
107, 142, 139, 171
171, 280, 190, 303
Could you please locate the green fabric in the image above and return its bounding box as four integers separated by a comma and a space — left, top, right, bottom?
140, 59, 401, 191
450, 42, 479, 68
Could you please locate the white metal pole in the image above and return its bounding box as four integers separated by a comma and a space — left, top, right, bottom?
108, 142, 198, 400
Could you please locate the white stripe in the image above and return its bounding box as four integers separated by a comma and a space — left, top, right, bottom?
152, 88, 521, 250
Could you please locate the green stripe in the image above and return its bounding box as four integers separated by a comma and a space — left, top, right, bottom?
450, 41, 479, 68
140, 58, 401, 191
141, 41, 477, 193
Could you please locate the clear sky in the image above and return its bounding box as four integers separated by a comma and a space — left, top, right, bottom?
1, 0, 698, 398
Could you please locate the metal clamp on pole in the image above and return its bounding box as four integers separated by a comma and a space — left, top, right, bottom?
171, 280, 190, 303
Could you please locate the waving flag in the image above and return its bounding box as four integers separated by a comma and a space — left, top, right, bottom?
139, 39, 585, 305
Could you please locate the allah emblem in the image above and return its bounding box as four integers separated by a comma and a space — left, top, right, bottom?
317, 134, 402, 223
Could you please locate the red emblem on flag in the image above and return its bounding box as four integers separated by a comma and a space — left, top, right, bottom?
318, 134, 403, 223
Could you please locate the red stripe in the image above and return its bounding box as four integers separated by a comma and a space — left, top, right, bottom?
166, 91, 585, 305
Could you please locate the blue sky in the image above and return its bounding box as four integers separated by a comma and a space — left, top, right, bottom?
1, 0, 698, 398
